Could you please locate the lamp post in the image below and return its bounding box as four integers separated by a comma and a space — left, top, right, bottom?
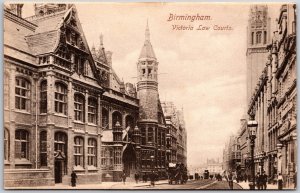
150, 155, 155, 172
247, 113, 258, 190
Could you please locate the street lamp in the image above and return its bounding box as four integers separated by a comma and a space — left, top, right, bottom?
150, 155, 155, 172
247, 113, 258, 190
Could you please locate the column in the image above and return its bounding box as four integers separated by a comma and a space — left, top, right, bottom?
9, 67, 16, 168
97, 94, 102, 182
67, 80, 73, 129
108, 108, 112, 130
277, 143, 283, 175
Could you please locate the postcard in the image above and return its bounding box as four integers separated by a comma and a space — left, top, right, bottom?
3, 2, 296, 190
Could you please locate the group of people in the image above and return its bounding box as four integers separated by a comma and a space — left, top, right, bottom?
255, 171, 268, 190
122, 171, 158, 187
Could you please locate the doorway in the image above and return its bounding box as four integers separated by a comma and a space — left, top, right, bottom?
55, 161, 62, 183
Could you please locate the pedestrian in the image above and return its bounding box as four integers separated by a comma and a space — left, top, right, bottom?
256, 172, 261, 190
294, 172, 297, 189
122, 171, 127, 185
228, 172, 234, 190
278, 173, 283, 190
262, 171, 268, 190
71, 170, 77, 187
150, 171, 155, 187
135, 173, 139, 184
244, 173, 247, 182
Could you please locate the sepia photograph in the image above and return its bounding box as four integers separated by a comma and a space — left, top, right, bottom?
3, 2, 297, 190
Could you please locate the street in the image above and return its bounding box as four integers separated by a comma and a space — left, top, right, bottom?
130, 180, 242, 190
10, 179, 243, 190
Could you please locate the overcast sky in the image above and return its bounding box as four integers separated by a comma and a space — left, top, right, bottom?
23, 3, 282, 167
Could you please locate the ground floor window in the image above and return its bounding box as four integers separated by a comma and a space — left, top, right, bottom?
74, 137, 84, 167
88, 138, 97, 167
40, 131, 47, 166
15, 129, 29, 160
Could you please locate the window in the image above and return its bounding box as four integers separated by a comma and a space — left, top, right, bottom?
114, 148, 122, 165
40, 131, 47, 166
88, 98, 97, 124
54, 132, 67, 153
102, 108, 109, 129
15, 129, 29, 160
141, 127, 146, 145
74, 137, 84, 167
101, 148, 113, 169
4, 129, 9, 161
256, 31, 262, 44
15, 77, 30, 111
88, 138, 97, 167
40, 81, 47, 113
264, 31, 267, 44
162, 132, 165, 146
74, 94, 85, 122
55, 83, 67, 114
148, 127, 153, 142
251, 32, 254, 45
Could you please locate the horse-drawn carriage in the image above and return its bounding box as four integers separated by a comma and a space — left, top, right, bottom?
167, 163, 188, 185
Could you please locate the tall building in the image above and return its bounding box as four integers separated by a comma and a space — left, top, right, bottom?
234, 3, 296, 189
161, 102, 187, 166
3, 4, 187, 187
246, 5, 271, 104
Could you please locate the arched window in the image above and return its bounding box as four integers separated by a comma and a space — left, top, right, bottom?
112, 111, 122, 127
148, 127, 153, 143
40, 80, 47, 113
15, 129, 29, 160
15, 77, 31, 111
54, 132, 67, 154
256, 31, 262, 44
55, 82, 67, 114
88, 97, 97, 124
101, 108, 109, 129
74, 94, 85, 122
4, 129, 9, 161
87, 138, 97, 167
74, 136, 84, 167
40, 131, 47, 166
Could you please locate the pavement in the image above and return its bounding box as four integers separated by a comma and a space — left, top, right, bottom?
237, 181, 280, 190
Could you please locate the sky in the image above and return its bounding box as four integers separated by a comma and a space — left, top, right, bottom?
22, 3, 282, 167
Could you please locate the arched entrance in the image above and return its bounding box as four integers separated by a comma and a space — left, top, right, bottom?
122, 144, 136, 177
54, 132, 67, 184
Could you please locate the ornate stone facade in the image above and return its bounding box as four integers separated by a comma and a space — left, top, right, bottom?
3, 4, 187, 187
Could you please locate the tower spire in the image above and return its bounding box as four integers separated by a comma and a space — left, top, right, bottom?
145, 19, 150, 41
100, 33, 103, 48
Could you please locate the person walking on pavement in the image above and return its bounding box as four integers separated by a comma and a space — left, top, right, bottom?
150, 171, 156, 187
71, 170, 77, 187
135, 173, 139, 184
278, 173, 283, 190
228, 171, 234, 190
256, 172, 261, 190
122, 171, 127, 185
262, 171, 268, 190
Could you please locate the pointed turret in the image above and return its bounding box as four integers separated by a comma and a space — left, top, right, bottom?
137, 20, 159, 121
139, 21, 156, 60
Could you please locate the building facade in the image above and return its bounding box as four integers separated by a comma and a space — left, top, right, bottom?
225, 4, 296, 189
162, 102, 187, 166
3, 3, 187, 187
